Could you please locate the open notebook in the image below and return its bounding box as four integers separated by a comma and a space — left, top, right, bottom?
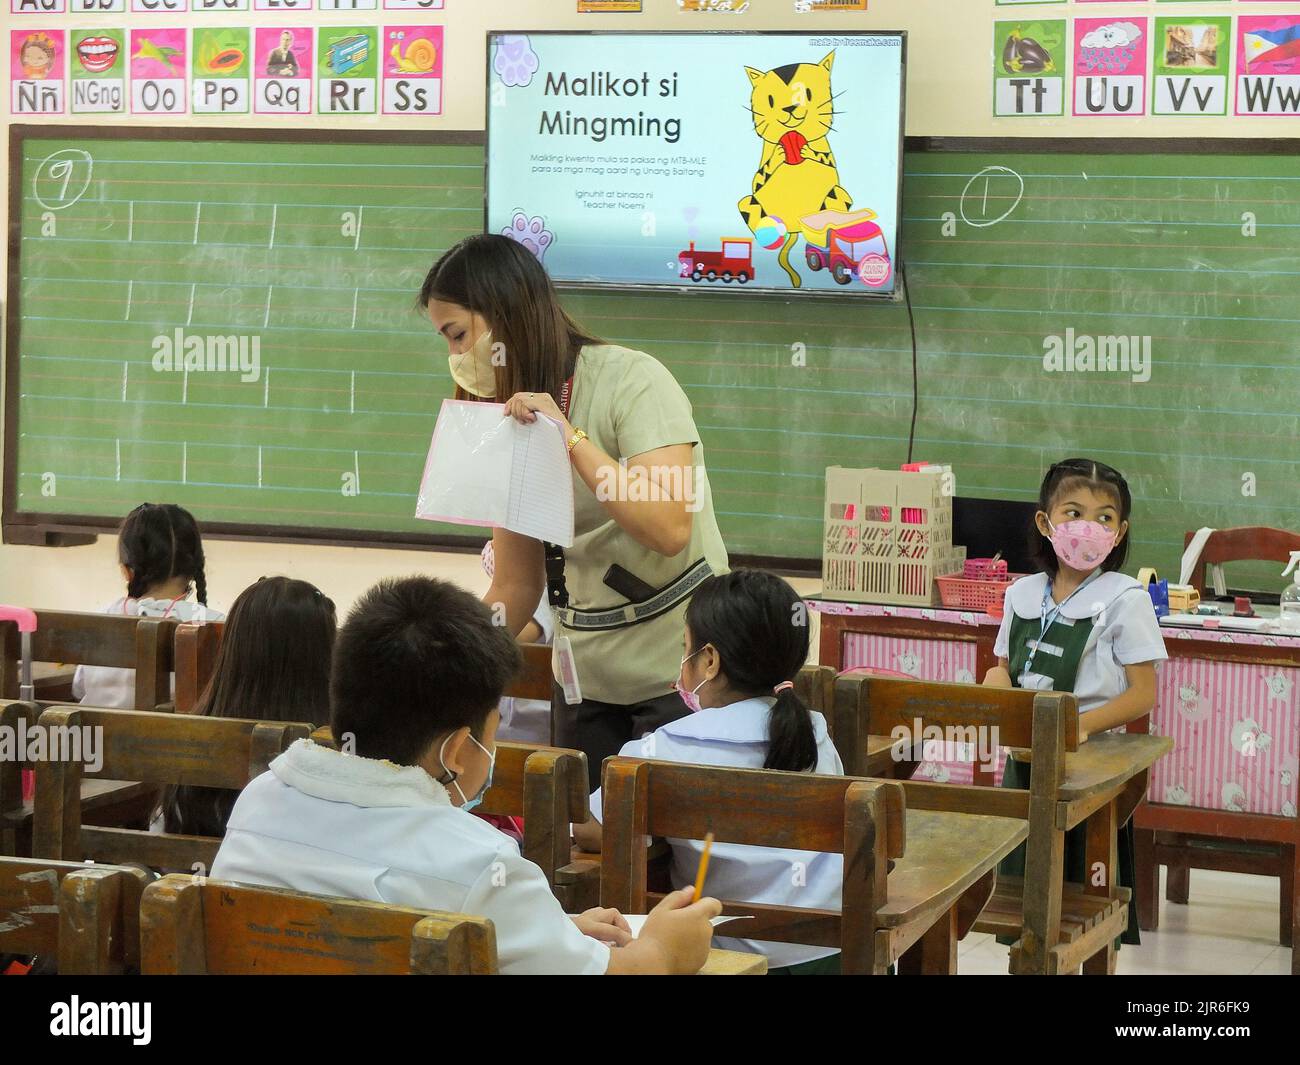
415, 399, 575, 547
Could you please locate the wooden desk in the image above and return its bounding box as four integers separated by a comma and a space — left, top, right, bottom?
4, 779, 157, 857
700, 948, 767, 975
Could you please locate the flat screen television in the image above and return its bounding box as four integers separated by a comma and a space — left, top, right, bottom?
485, 30, 907, 299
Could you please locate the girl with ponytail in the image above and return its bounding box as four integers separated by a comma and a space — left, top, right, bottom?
73, 502, 225, 709
575, 569, 845, 975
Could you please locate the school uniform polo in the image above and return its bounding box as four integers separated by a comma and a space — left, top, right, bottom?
72, 596, 224, 710
211, 739, 609, 976
589, 697, 844, 969
993, 571, 1168, 712
561, 344, 730, 706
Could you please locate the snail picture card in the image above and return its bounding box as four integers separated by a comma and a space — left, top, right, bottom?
993, 19, 1066, 118
382, 24, 442, 115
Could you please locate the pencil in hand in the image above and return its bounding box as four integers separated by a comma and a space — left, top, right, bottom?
692, 832, 714, 903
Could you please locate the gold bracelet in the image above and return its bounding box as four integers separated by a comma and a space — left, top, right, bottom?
566, 429, 588, 455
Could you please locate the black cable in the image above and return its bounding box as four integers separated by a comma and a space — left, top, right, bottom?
900, 256, 919, 465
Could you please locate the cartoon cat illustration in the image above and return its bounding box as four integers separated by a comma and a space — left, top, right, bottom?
739, 52, 852, 288
896, 651, 920, 676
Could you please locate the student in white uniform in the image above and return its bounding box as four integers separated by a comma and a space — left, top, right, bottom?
211, 575, 722, 976
574, 569, 845, 975
73, 503, 223, 709
481, 540, 552, 744
984, 458, 1167, 945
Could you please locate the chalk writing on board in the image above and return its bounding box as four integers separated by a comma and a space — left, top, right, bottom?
33, 149, 94, 212
959, 166, 1024, 230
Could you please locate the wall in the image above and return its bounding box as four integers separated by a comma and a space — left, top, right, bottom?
2, 0, 1291, 616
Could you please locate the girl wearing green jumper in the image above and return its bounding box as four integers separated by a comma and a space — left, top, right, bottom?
984, 458, 1167, 946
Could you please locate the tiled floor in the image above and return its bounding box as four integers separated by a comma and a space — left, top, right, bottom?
959, 869, 1293, 975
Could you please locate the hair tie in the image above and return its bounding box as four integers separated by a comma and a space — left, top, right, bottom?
773, 681, 794, 695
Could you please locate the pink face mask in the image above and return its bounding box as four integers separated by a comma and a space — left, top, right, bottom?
1048, 519, 1117, 573
675, 648, 707, 713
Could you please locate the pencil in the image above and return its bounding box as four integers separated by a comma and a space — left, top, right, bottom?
692, 832, 714, 902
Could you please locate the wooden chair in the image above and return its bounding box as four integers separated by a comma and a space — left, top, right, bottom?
173, 620, 224, 714
1133, 525, 1300, 961
833, 673, 1171, 974
598, 756, 1027, 974
794, 665, 903, 777
2, 699, 167, 858
0, 609, 179, 711
0, 856, 148, 973
32, 705, 310, 874
1181, 526, 1300, 596
140, 874, 499, 974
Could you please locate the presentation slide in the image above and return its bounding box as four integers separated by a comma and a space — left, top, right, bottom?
486, 31, 906, 298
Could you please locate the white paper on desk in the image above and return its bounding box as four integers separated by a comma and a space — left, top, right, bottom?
415, 399, 574, 547
619, 915, 754, 939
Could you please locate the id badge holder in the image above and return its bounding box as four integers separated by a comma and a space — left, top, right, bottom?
555, 635, 583, 706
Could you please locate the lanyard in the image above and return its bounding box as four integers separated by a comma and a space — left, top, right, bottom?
558, 376, 574, 419
1021, 571, 1099, 680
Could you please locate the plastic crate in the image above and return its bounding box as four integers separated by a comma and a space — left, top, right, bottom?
823, 466, 965, 605
963, 557, 1009, 581
935, 572, 1025, 613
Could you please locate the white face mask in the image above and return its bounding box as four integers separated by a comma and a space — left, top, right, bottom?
448, 328, 496, 398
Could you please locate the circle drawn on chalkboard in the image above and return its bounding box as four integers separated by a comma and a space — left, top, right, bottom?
959, 166, 1024, 229
34, 149, 95, 212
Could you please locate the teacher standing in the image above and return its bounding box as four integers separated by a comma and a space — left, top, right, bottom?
419, 235, 729, 789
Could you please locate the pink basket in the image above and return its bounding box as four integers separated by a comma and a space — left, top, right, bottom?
935, 572, 1024, 613
962, 558, 1008, 581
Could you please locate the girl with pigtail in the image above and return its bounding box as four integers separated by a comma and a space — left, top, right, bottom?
74, 503, 225, 709
575, 568, 845, 974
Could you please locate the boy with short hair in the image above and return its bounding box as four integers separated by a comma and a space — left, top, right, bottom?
211, 575, 719, 974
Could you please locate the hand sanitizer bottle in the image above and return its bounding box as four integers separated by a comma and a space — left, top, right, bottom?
1281, 551, 1300, 632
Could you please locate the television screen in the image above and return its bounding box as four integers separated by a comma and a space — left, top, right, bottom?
485, 31, 906, 299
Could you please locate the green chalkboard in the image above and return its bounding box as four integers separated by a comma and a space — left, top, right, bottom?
6, 127, 1299, 584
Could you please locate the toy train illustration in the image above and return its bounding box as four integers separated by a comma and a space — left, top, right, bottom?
327, 34, 370, 77
677, 238, 754, 284
677, 209, 891, 289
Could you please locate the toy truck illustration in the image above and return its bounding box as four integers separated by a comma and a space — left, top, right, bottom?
678, 237, 755, 284
801, 209, 892, 288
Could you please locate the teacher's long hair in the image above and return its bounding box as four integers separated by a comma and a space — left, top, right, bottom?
418, 234, 601, 403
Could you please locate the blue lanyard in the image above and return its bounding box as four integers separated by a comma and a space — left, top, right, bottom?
1021, 572, 1098, 680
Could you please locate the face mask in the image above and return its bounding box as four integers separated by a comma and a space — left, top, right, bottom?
1047, 518, 1118, 573
439, 732, 496, 812
675, 648, 708, 713
448, 328, 496, 398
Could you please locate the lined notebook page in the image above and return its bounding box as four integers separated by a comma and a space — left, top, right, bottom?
506, 414, 574, 547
